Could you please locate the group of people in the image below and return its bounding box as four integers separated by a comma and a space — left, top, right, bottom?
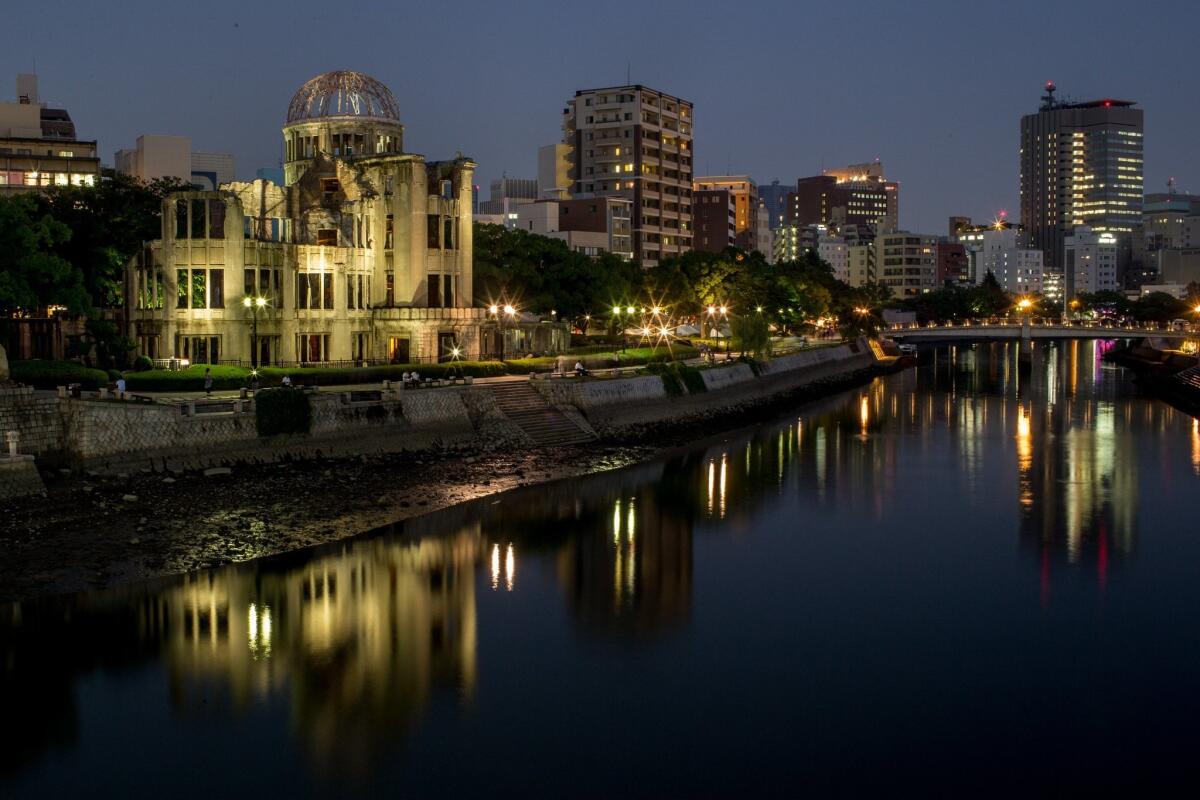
400, 371, 422, 386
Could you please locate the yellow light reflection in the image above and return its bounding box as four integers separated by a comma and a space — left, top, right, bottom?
490, 543, 500, 590
505, 544, 515, 592
1193, 418, 1200, 477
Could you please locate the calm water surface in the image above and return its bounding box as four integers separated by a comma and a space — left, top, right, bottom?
4, 341, 1200, 796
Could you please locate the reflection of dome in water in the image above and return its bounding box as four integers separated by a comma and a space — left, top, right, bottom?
286, 70, 400, 124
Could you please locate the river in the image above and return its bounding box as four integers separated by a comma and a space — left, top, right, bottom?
3, 340, 1200, 796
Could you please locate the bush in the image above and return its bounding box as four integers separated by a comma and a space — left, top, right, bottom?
123, 361, 509, 391
261, 361, 506, 386
9, 360, 110, 390
255, 387, 311, 436
124, 364, 249, 392
645, 361, 706, 395
131, 355, 154, 372
106, 369, 123, 382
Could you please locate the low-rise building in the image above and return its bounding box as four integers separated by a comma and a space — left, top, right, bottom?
876, 232, 937, 297
0, 73, 99, 195
514, 197, 633, 259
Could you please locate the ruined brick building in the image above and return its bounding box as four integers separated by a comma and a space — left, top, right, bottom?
126, 70, 489, 365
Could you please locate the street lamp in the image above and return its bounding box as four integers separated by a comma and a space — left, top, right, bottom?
243, 295, 268, 368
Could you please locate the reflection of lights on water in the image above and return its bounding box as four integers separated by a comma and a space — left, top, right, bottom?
1192, 419, 1200, 476
247, 602, 272, 659
860, 395, 869, 437
612, 499, 622, 544
707, 460, 715, 514
505, 544, 515, 591
491, 543, 500, 589
1016, 404, 1033, 510
718, 453, 728, 518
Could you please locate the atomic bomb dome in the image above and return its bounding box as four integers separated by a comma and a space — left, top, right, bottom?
286, 70, 400, 123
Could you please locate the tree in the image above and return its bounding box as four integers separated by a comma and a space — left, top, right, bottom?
0, 195, 87, 314
36, 173, 189, 310
731, 312, 771, 358
472, 223, 643, 330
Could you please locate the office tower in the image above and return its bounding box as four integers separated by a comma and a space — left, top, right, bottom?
562, 85, 693, 267
789, 160, 899, 234
694, 176, 758, 250
1019, 82, 1143, 282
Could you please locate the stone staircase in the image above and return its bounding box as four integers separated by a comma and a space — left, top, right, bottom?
489, 380, 596, 446
1175, 365, 1200, 391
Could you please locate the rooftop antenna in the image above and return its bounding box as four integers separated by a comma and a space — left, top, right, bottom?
1167, 176, 1176, 194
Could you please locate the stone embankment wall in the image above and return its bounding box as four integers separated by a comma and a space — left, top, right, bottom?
532, 341, 879, 434
1, 386, 528, 475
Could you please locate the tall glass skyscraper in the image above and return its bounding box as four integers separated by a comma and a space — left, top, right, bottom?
1019, 82, 1143, 277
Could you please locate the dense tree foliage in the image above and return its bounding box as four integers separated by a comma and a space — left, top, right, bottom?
472, 223, 643, 330
35, 173, 190, 309
473, 228, 894, 341
0, 195, 86, 313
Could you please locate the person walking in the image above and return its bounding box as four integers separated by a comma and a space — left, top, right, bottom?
204, 368, 213, 397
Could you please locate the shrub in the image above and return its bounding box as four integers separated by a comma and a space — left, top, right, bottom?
678, 364, 707, 394
646, 361, 705, 395
106, 369, 123, 382
9, 360, 110, 390
124, 364, 249, 392
131, 355, 154, 372
255, 387, 311, 436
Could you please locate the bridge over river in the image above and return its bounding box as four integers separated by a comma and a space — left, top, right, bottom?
886, 319, 1199, 342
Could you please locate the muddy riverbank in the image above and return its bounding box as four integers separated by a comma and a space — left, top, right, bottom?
0, 362, 893, 603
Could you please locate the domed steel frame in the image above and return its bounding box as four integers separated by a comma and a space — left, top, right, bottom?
286, 71, 400, 124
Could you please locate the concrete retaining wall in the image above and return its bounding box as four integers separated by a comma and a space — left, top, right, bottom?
0, 455, 44, 501
532, 340, 880, 434
0, 386, 64, 457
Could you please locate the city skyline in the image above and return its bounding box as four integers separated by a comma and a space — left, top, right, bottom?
4, 0, 1198, 236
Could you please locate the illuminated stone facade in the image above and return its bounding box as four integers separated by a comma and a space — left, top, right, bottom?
127, 71, 485, 365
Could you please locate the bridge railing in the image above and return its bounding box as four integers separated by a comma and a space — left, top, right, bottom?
885, 319, 1197, 333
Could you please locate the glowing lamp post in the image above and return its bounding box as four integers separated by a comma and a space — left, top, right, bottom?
243, 295, 268, 368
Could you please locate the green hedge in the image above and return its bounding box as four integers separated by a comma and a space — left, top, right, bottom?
505, 346, 699, 374
255, 387, 311, 436
9, 360, 110, 390
124, 364, 250, 392
124, 361, 508, 391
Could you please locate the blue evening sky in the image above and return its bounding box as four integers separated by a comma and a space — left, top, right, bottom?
4, 0, 1197, 234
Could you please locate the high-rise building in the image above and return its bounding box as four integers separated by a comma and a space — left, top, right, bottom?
1019, 82, 1143, 278
694, 176, 758, 250
757, 179, 789, 230
562, 85, 693, 267
789, 161, 899, 234
754, 200, 773, 261
115, 134, 235, 191
1064, 226, 1119, 294
693, 187, 736, 253
876, 232, 937, 297
0, 73, 99, 195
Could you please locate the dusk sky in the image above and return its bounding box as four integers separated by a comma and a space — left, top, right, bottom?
6, 0, 1198, 234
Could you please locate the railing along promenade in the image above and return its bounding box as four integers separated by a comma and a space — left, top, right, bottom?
886, 318, 1199, 340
